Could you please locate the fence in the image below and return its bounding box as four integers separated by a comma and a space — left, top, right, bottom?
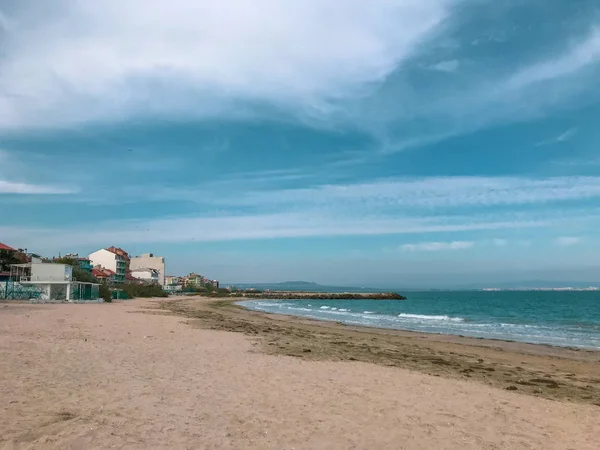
1, 281, 101, 302
0, 281, 42, 300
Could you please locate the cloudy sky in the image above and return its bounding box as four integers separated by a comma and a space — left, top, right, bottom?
1, 0, 600, 287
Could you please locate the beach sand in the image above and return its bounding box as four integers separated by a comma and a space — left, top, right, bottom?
1, 297, 599, 449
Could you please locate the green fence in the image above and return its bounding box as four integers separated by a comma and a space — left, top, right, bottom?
111, 289, 129, 300
71, 283, 100, 301
0, 281, 42, 300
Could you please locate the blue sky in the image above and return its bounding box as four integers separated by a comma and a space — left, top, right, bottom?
1, 0, 600, 287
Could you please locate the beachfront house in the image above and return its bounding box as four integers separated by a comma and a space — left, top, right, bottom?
7, 262, 100, 302
89, 248, 126, 284
130, 253, 165, 286
129, 267, 159, 285
92, 266, 117, 284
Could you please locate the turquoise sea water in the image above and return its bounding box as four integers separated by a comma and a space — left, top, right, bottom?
240, 291, 600, 350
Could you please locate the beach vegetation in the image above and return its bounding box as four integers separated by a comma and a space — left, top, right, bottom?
121, 283, 168, 299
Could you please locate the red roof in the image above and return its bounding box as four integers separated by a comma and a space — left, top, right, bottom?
0, 242, 16, 251
92, 267, 116, 278
106, 246, 130, 260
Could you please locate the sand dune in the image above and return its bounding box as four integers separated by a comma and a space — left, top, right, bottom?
1, 299, 598, 449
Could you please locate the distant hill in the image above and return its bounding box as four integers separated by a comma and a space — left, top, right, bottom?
229, 280, 600, 292
230, 281, 391, 293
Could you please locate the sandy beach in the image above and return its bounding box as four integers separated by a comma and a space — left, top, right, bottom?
1, 297, 599, 449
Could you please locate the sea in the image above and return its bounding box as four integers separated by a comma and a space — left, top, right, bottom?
239, 290, 600, 350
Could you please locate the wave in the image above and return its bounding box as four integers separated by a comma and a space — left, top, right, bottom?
398, 313, 465, 322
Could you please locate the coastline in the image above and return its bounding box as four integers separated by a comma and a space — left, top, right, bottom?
230, 291, 406, 300
2, 298, 599, 449
160, 296, 600, 406
238, 298, 600, 351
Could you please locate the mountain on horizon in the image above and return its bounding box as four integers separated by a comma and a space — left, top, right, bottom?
231, 279, 600, 291
231, 281, 387, 293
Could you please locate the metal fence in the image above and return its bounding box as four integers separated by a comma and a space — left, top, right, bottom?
0, 281, 42, 300
1, 281, 101, 302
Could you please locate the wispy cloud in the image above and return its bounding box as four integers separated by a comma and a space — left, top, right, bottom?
506, 29, 600, 90
372, 27, 600, 155
214, 176, 600, 210
426, 59, 459, 72
0, 0, 452, 131
0, 211, 558, 252
0, 180, 77, 195
535, 128, 578, 147
401, 241, 473, 251
556, 236, 581, 246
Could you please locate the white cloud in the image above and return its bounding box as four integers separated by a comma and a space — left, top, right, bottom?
0, 212, 553, 252
0, 180, 77, 194
215, 176, 600, 209
0, 0, 451, 130
556, 236, 581, 246
401, 241, 474, 251
506, 29, 600, 90
535, 127, 578, 146
375, 27, 600, 155
492, 238, 507, 247
427, 59, 459, 72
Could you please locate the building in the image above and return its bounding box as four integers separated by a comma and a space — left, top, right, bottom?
106, 246, 130, 271
7, 262, 100, 302
164, 275, 181, 286
164, 284, 183, 293
130, 253, 165, 286
183, 273, 205, 287
53, 253, 94, 274
206, 279, 220, 289
0, 242, 17, 280
129, 267, 159, 284
92, 266, 116, 284
88, 248, 127, 283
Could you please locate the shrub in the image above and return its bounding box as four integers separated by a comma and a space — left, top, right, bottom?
99, 284, 112, 302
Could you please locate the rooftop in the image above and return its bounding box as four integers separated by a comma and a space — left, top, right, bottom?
0, 242, 16, 251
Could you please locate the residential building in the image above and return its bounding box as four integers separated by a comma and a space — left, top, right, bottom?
206, 279, 220, 289
183, 273, 205, 287
125, 272, 142, 284
8, 262, 100, 301
53, 253, 94, 274
92, 266, 116, 284
0, 242, 17, 278
164, 275, 181, 285
129, 267, 159, 284
130, 253, 165, 286
106, 246, 130, 271
164, 284, 183, 293
88, 248, 126, 283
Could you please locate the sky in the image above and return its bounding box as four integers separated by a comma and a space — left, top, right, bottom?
1, 0, 600, 288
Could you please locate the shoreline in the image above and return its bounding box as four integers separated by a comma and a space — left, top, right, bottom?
159, 296, 600, 407
3, 298, 599, 449
231, 291, 406, 300
238, 299, 600, 352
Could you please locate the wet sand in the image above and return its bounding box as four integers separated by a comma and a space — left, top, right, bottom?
163, 297, 600, 406
1, 297, 599, 449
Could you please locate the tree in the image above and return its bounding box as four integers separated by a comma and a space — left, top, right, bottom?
54, 257, 112, 302
99, 284, 112, 302
0, 250, 21, 272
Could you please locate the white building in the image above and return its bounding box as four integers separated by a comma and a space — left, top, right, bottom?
89, 248, 126, 283
130, 267, 159, 284
130, 253, 166, 286
9, 262, 100, 302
